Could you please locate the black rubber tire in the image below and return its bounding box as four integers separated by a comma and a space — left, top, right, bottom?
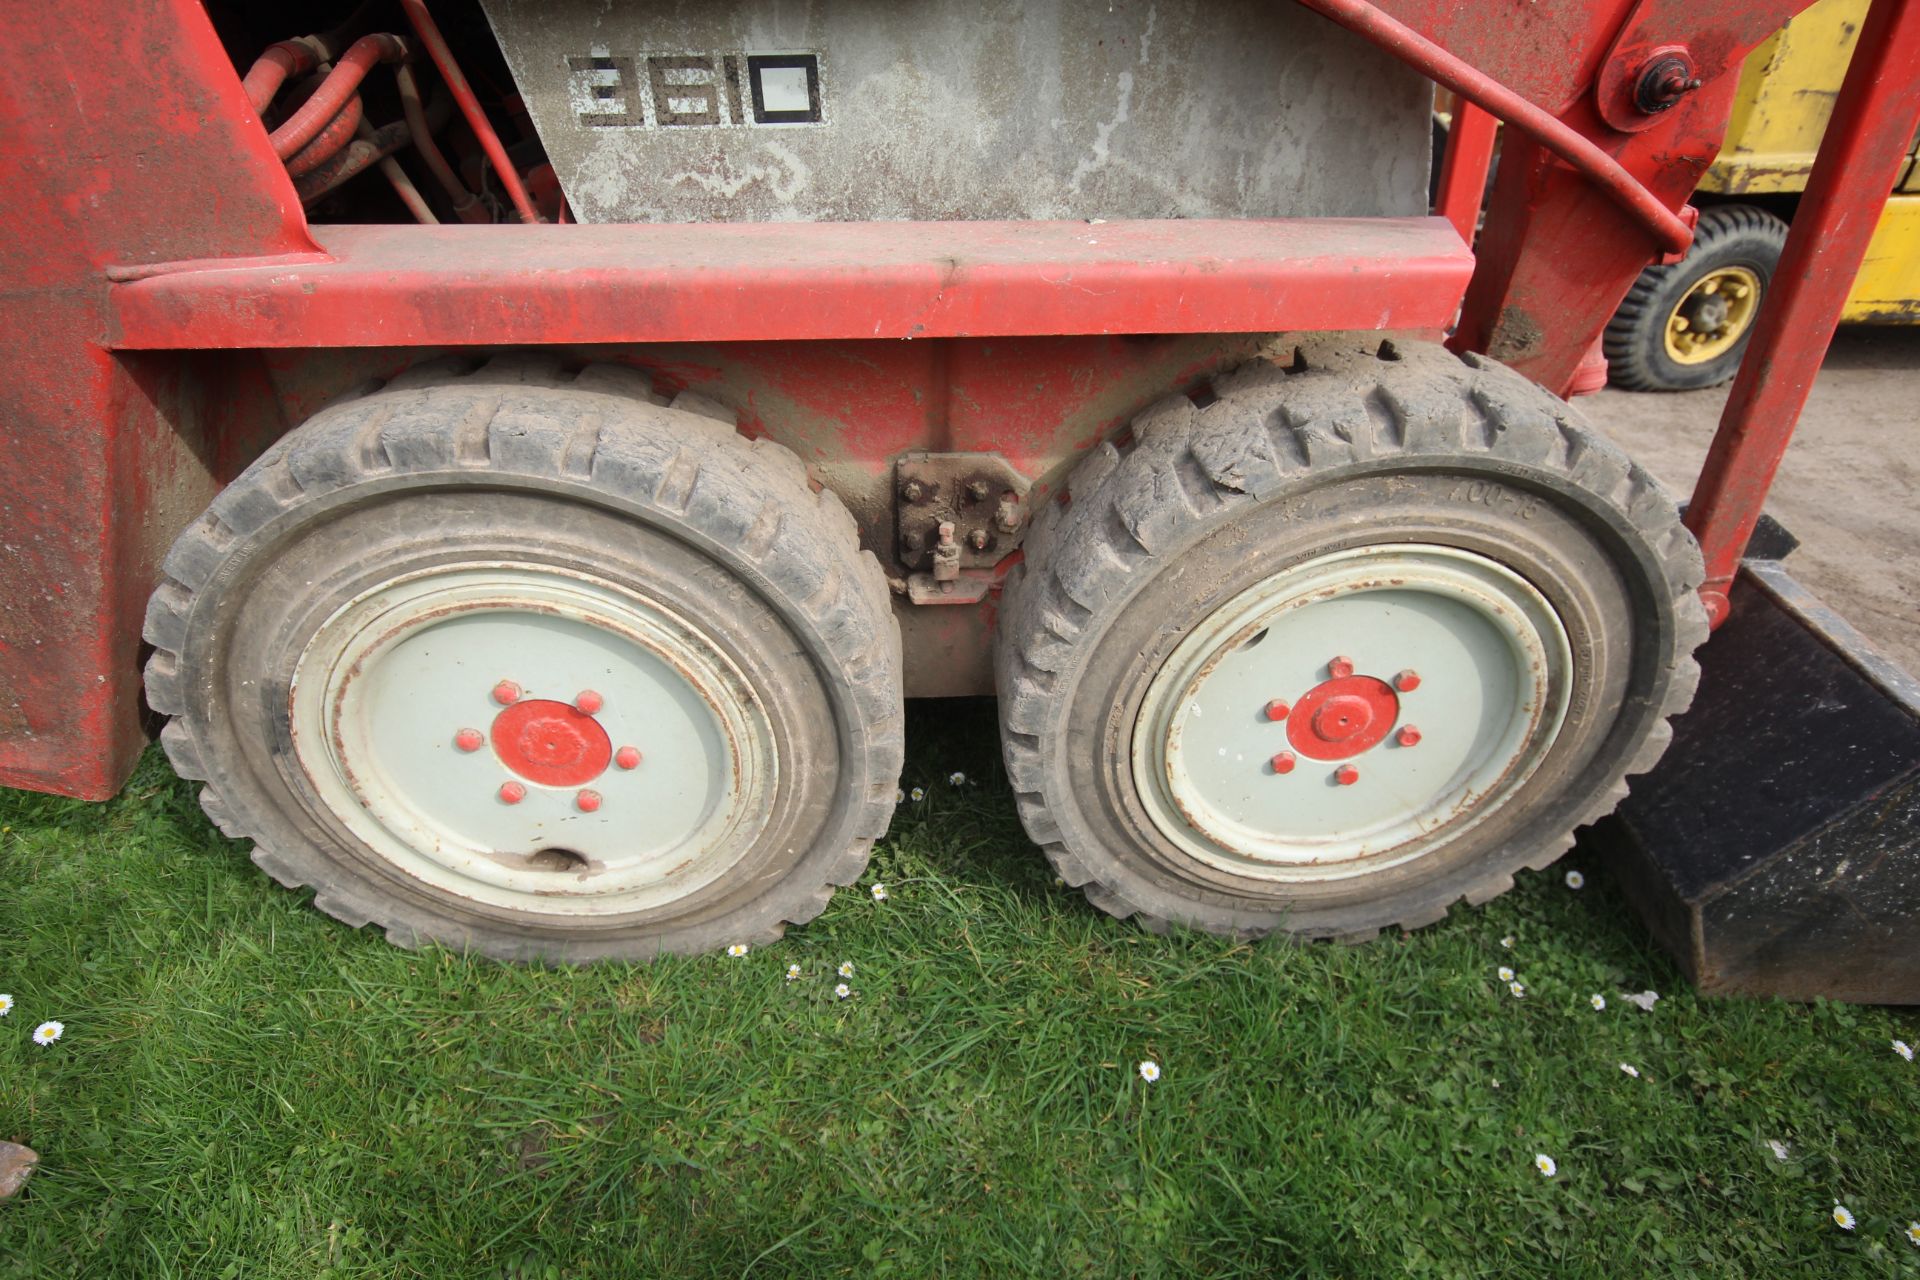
995, 336, 1708, 941
1604, 204, 1789, 392
143, 354, 904, 963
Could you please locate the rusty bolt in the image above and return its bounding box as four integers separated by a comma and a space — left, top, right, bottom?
1270, 751, 1296, 774
931, 521, 961, 583
576, 789, 603, 813
1634, 52, 1700, 114
1334, 765, 1360, 786
454, 728, 485, 753
1265, 699, 1291, 722
967, 528, 990, 552
900, 479, 928, 504
614, 745, 642, 770
492, 680, 522, 706
1397, 725, 1422, 747
1328, 656, 1355, 679
994, 491, 1021, 533
966, 479, 991, 503
1394, 669, 1421, 692
901, 527, 924, 552
498, 781, 527, 805
575, 690, 604, 715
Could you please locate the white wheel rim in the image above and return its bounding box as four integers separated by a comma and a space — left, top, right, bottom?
1130, 545, 1572, 881
289, 564, 777, 916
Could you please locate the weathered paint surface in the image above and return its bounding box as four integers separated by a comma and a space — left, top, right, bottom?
108, 218, 1475, 349
0, 0, 315, 798
481, 0, 1431, 224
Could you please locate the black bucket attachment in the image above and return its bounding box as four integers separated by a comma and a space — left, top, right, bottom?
1600, 543, 1920, 1004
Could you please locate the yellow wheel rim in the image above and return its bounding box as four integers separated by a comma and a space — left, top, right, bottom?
1663, 265, 1762, 365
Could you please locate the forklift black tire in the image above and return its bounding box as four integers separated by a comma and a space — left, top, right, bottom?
995, 336, 1708, 941
143, 355, 903, 963
1604, 204, 1789, 392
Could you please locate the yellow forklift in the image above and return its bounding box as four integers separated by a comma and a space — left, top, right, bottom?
1606, 0, 1920, 389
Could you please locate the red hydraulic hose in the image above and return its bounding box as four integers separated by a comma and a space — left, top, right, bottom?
284, 94, 364, 177
242, 40, 318, 113
1293, 0, 1694, 257
399, 0, 539, 223
268, 33, 408, 161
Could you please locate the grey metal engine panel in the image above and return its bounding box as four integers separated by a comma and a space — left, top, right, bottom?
480, 0, 1431, 224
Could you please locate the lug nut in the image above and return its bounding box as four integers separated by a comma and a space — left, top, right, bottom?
454, 728, 484, 752
1270, 751, 1296, 774
1334, 765, 1359, 786
967, 528, 990, 551
900, 479, 927, 504
576, 789, 602, 813
498, 781, 527, 805
492, 680, 522, 705
967, 480, 991, 502
614, 745, 642, 770
1394, 669, 1421, 692
1265, 699, 1291, 722
1328, 656, 1355, 679
575, 690, 604, 715
1397, 725, 1422, 747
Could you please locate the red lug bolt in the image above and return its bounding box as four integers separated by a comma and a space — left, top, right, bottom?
498, 781, 527, 805
614, 745, 642, 770
1394, 669, 1421, 692
1397, 725, 1422, 747
1270, 751, 1297, 774
575, 690, 605, 715
1265, 699, 1291, 722
1328, 656, 1355, 679
454, 728, 484, 753
492, 680, 522, 706
1334, 765, 1360, 786
576, 789, 603, 813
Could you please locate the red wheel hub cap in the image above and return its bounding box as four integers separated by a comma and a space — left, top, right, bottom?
1286, 675, 1400, 761
489, 698, 612, 787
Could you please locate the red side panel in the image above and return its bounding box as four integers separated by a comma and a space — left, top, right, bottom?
0, 0, 312, 797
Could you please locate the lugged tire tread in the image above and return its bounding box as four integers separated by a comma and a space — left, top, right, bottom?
144, 354, 904, 962
995, 337, 1707, 941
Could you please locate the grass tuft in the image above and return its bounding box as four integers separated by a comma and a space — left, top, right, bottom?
2, 702, 1916, 1277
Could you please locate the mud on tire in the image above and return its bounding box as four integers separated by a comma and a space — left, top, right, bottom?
144, 355, 903, 963
995, 336, 1708, 941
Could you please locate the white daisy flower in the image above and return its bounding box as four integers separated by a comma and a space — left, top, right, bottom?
1832, 1205, 1855, 1231
1490, 1079, 1501, 1089
0, 993, 13, 1017
1534, 1153, 1556, 1178
1498, 966, 1515, 982
1765, 1139, 1790, 1161
1590, 994, 1607, 1011
785, 963, 802, 982
1564, 870, 1585, 890
1622, 990, 1661, 1012
725, 943, 749, 957
1894, 1039, 1914, 1061
1904, 1221, 1920, 1247
910, 787, 925, 802
834, 983, 851, 1000
1619, 1063, 1640, 1078
948, 772, 966, 786
1499, 935, 1516, 950
837, 961, 855, 978
895, 788, 905, 804
31, 1020, 62, 1046
871, 884, 888, 902
1138, 1060, 1161, 1083
1508, 981, 1526, 999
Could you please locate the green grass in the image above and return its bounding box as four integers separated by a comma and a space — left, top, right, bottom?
2, 702, 1917, 1278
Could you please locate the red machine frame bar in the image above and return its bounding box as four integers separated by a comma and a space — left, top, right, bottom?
106, 217, 1473, 349
1685, 0, 1920, 625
